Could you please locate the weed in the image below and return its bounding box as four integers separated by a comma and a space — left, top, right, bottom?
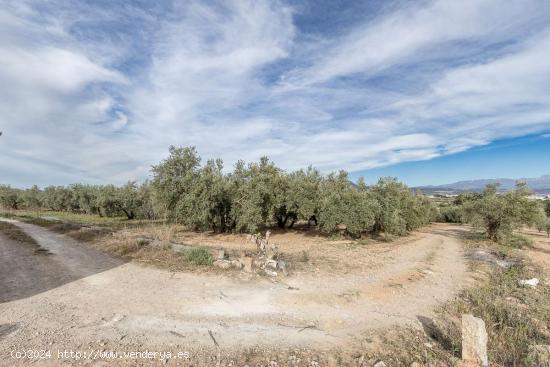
499, 233, 533, 248
183, 247, 213, 266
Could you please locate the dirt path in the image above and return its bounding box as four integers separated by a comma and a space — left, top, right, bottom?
0, 221, 467, 366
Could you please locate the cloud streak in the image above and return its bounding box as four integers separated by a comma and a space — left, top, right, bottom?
1, 0, 550, 186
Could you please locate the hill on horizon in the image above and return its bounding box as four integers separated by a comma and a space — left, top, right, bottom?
415, 174, 550, 194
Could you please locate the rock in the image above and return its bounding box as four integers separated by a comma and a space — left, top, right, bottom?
461, 314, 488, 367
240, 256, 254, 273
230, 259, 243, 269
277, 260, 288, 276
373, 362, 387, 367
216, 250, 225, 260
518, 278, 539, 287
264, 269, 277, 277
213, 260, 231, 270
265, 260, 278, 269
409, 363, 421, 367
259, 239, 267, 251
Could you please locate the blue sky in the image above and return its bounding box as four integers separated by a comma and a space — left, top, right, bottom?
1, 0, 550, 187
352, 134, 550, 186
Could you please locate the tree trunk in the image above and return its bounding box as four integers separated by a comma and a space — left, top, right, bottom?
121, 208, 134, 220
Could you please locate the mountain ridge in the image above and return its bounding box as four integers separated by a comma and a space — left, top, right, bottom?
415, 174, 550, 194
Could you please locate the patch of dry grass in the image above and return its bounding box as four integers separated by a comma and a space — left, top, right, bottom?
0, 221, 37, 245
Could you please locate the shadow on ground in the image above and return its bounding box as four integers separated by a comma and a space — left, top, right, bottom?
0, 222, 125, 303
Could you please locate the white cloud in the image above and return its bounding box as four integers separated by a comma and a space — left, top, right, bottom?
1, 0, 550, 187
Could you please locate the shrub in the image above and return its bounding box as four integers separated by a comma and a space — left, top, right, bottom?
499, 233, 533, 248
183, 247, 213, 266
438, 205, 462, 223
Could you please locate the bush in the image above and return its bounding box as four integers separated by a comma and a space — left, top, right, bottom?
183, 247, 213, 266
438, 205, 462, 223
499, 233, 533, 248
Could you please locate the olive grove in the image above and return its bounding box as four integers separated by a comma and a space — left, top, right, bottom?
1, 146, 437, 237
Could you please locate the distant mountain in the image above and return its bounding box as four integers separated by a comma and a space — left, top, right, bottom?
415, 175, 550, 195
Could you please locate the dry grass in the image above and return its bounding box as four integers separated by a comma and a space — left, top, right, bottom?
353, 228, 550, 367
0, 221, 37, 245
435, 265, 550, 366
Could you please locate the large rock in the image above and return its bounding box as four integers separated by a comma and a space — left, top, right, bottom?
462, 314, 488, 367
213, 260, 231, 270
240, 256, 254, 273
230, 259, 243, 269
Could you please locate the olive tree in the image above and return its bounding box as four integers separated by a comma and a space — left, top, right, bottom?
318, 171, 377, 237
229, 157, 280, 232
370, 177, 409, 237
462, 182, 540, 240
0, 185, 21, 210
151, 146, 201, 221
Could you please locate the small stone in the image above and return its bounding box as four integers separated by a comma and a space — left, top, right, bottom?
374, 361, 387, 367
265, 260, 278, 269
230, 259, 243, 269
462, 314, 488, 367
277, 260, 288, 276
518, 278, 539, 287
264, 269, 278, 277
217, 250, 225, 260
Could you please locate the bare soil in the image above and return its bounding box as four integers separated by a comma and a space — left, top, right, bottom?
0, 220, 468, 366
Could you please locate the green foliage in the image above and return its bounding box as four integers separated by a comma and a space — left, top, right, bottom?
318, 171, 377, 237
499, 233, 533, 248
438, 204, 462, 223
151, 145, 201, 220
0, 185, 21, 209
183, 247, 213, 266
461, 182, 541, 241
2, 146, 436, 237
370, 177, 436, 237
544, 199, 550, 217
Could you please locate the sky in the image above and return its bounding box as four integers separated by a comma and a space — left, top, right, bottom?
1, 0, 550, 188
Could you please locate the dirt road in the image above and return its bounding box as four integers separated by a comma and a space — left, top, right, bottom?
0, 220, 467, 366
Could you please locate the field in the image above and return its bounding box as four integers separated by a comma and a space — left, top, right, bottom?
1, 209, 550, 366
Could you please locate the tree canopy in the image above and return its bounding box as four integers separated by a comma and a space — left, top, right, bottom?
1, 146, 438, 238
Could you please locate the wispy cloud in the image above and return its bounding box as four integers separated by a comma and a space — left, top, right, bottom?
1, 0, 550, 186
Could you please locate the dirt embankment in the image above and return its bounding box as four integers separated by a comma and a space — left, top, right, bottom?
0, 220, 468, 366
